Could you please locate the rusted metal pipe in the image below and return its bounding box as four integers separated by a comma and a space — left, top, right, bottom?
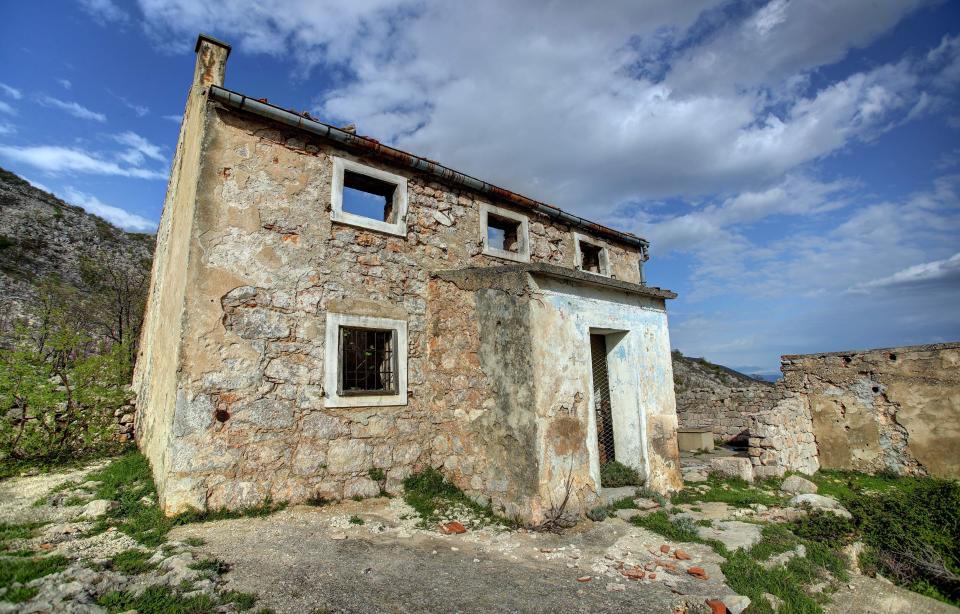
208, 85, 649, 250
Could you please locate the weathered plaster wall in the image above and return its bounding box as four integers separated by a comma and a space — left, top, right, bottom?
782, 342, 960, 478
529, 276, 683, 499
139, 87, 661, 518
133, 38, 229, 501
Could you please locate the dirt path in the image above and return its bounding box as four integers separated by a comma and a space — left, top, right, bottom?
0, 461, 108, 525
171, 497, 736, 614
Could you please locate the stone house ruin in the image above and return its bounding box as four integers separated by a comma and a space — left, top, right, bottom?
674, 342, 960, 480
132, 35, 683, 523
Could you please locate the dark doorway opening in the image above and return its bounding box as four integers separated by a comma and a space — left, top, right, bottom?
590, 334, 616, 468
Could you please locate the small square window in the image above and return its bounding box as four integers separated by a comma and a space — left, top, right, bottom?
575, 233, 610, 276
342, 171, 397, 223
324, 313, 408, 408
479, 203, 530, 262
339, 327, 396, 395
331, 157, 408, 236
487, 213, 521, 252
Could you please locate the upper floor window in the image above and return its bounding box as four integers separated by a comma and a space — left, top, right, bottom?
574, 232, 610, 276
331, 156, 408, 237
479, 203, 530, 262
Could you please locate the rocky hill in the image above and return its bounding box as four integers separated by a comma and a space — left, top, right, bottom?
0, 166, 155, 338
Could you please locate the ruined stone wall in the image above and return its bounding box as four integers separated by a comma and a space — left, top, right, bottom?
145, 99, 650, 518
673, 355, 778, 443
746, 393, 819, 478
781, 343, 960, 478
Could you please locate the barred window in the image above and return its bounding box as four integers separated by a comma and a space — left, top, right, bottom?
339, 327, 396, 395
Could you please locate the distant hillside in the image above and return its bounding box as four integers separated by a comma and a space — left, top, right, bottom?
671, 350, 772, 391
0, 167, 154, 338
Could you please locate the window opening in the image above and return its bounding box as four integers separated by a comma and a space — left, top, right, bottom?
341, 170, 397, 222
339, 327, 396, 395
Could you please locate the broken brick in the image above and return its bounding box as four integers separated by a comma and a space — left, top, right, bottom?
687, 566, 709, 580
706, 599, 726, 614
660, 544, 671, 553
439, 521, 467, 535
674, 549, 691, 560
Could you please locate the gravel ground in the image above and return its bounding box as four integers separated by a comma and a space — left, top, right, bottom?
171, 497, 737, 614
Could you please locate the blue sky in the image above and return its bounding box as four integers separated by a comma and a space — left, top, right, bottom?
1, 0, 958, 374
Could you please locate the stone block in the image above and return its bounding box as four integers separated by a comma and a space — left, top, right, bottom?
677, 429, 714, 452
710, 456, 754, 482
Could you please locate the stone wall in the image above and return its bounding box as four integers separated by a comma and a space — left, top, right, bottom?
673, 354, 778, 443
746, 393, 819, 478
781, 342, 960, 478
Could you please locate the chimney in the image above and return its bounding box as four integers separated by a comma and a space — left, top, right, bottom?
193, 33, 231, 88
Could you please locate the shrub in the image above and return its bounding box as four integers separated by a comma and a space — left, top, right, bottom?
600, 461, 642, 487
791, 511, 856, 549
849, 478, 960, 604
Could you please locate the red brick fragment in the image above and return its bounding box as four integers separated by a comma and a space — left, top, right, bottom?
674, 549, 692, 560
687, 566, 709, 580
660, 544, 671, 553
439, 521, 467, 535
706, 599, 726, 614
621, 566, 646, 581
576, 576, 592, 582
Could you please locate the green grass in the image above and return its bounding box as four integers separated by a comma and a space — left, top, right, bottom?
78, 450, 285, 547
183, 537, 205, 547
637, 490, 854, 614
221, 590, 258, 611
0, 522, 47, 551
108, 549, 156, 575
99, 584, 220, 613
0, 554, 68, 598
3, 585, 39, 603
403, 467, 509, 527
348, 516, 364, 526
0, 445, 126, 481
670, 473, 785, 508
189, 557, 229, 576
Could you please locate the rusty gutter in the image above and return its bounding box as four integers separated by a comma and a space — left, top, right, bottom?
208, 85, 648, 251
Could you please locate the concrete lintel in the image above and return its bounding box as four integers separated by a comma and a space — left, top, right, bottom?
432, 263, 677, 300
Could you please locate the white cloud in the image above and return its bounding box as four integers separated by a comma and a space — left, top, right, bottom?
0, 83, 22, 100
0, 144, 166, 179
0, 101, 15, 116
0, 123, 15, 136
162, 114, 182, 123
850, 252, 960, 293
113, 131, 166, 165
134, 0, 941, 214
79, 0, 129, 24
57, 78, 72, 90
60, 187, 156, 232
37, 96, 107, 122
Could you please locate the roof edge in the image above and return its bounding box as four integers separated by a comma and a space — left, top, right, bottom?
207, 85, 647, 250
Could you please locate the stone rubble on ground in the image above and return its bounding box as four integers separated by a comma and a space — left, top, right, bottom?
788, 493, 852, 518
780, 475, 818, 495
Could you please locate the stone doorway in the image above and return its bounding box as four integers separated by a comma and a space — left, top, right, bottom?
590, 333, 616, 467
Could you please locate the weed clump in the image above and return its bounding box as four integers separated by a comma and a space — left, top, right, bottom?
599, 461, 642, 488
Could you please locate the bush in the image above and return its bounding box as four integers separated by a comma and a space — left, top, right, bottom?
848, 478, 960, 604
791, 511, 857, 549
600, 461, 642, 487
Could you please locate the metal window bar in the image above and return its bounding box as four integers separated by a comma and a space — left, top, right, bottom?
339, 327, 396, 395
590, 334, 616, 467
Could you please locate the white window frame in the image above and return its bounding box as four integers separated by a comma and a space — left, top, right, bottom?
324, 312, 408, 408
574, 232, 611, 277
330, 156, 408, 237
479, 203, 530, 263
